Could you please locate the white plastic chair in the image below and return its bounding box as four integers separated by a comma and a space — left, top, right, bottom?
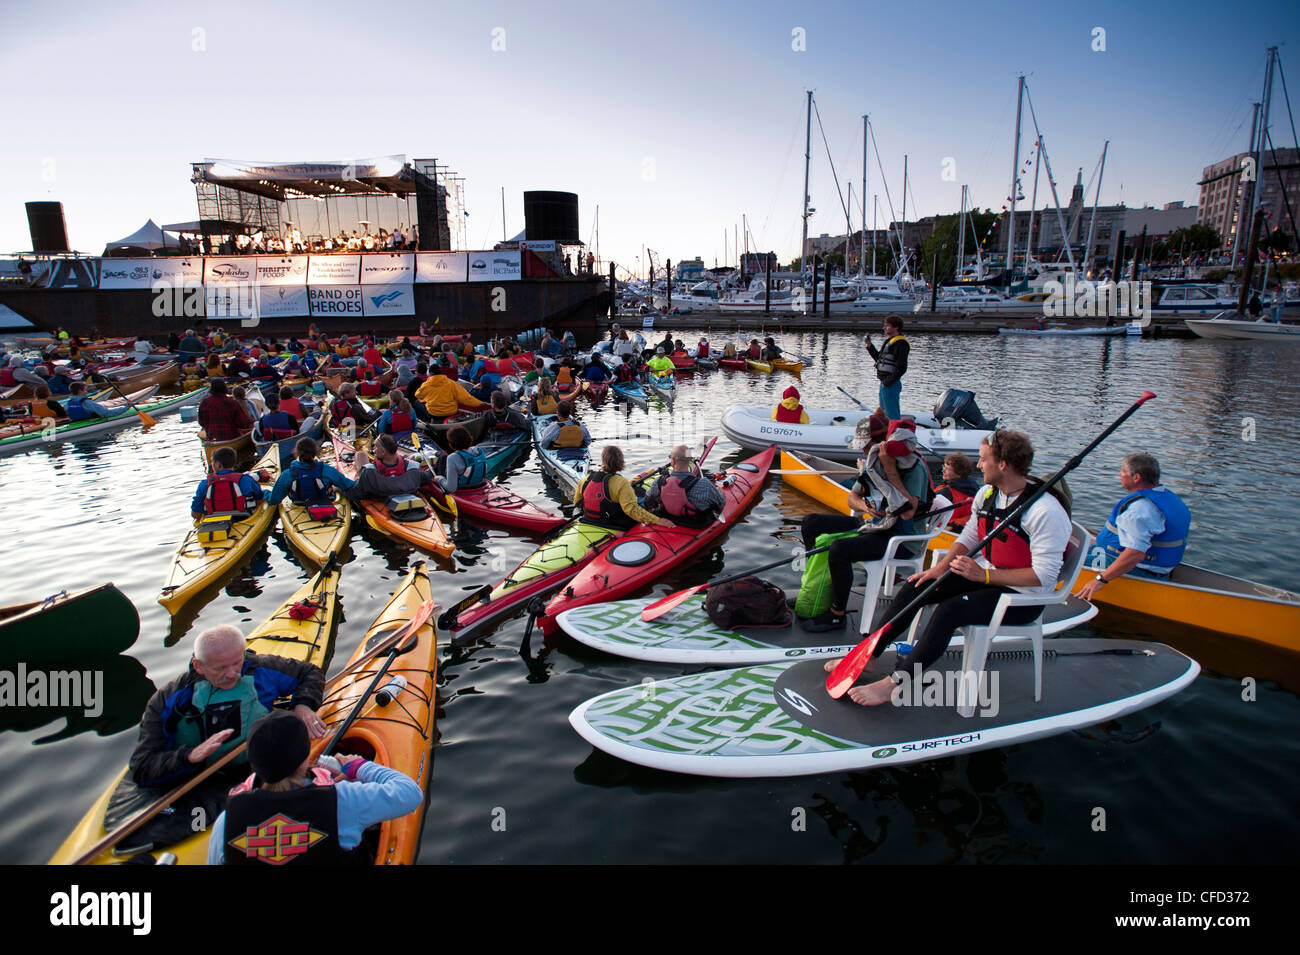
954, 521, 1092, 717
857, 497, 952, 635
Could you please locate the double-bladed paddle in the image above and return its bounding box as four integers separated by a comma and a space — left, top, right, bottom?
824, 392, 1157, 699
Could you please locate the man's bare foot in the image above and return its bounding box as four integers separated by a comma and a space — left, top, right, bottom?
846, 677, 895, 707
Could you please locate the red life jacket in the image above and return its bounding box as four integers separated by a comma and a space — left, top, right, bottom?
658, 473, 712, 527
937, 483, 975, 527
281, 397, 304, 419
331, 398, 353, 424
747, 343, 761, 358
363, 347, 382, 366
205, 472, 249, 514
481, 358, 499, 376
374, 455, 408, 478
697, 341, 709, 357
774, 402, 804, 423
581, 471, 635, 529
975, 487, 1033, 569
615, 364, 634, 382
0, 367, 16, 387
388, 410, 415, 434
358, 379, 383, 397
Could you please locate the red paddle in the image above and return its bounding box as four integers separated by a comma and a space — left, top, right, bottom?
825, 392, 1157, 699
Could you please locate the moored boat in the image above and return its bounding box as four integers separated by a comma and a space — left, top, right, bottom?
0, 583, 139, 665
721, 405, 989, 462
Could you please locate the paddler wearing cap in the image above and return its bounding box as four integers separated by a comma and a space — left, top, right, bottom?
205, 710, 422, 865
771, 386, 810, 424
646, 348, 675, 376
798, 411, 937, 632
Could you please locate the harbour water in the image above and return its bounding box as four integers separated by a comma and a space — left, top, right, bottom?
2, 329, 1298, 864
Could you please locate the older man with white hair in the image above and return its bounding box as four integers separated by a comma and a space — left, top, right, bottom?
128, 624, 326, 790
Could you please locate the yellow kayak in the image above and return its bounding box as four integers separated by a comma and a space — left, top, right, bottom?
50, 559, 343, 865
771, 357, 803, 375
158, 445, 282, 615
278, 447, 352, 566
746, 359, 773, 374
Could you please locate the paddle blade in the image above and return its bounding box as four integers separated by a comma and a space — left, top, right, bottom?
825, 623, 893, 698
640, 584, 707, 622
1137, 391, 1156, 404
138, 410, 157, 428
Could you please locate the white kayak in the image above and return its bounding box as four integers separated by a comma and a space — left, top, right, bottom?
720, 405, 989, 463
532, 413, 590, 494
1184, 316, 1300, 341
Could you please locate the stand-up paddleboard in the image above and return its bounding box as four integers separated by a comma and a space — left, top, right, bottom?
569, 638, 1198, 776
556, 590, 1098, 664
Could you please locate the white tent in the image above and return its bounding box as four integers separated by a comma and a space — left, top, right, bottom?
102, 219, 178, 254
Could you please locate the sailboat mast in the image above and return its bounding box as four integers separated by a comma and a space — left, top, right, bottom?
901, 154, 908, 272
1082, 141, 1108, 277
1025, 141, 1040, 273
1007, 73, 1025, 281
1232, 102, 1262, 266
801, 89, 812, 281
861, 114, 868, 279
957, 185, 967, 276
1246, 47, 1278, 288
872, 195, 878, 275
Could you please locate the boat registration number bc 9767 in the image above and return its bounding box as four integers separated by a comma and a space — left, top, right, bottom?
759, 425, 806, 438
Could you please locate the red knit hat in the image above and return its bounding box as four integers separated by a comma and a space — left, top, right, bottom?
783, 386, 800, 400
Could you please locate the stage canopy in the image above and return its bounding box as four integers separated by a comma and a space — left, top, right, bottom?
102, 219, 179, 254
193, 156, 420, 200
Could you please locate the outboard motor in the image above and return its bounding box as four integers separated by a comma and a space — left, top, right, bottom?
934, 388, 998, 430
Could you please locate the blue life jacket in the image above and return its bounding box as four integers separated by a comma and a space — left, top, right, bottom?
289, 461, 330, 503
1094, 487, 1190, 571
66, 396, 90, 421
455, 447, 487, 488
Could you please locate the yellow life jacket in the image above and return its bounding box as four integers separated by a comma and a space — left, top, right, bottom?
534, 393, 559, 416
552, 421, 586, 448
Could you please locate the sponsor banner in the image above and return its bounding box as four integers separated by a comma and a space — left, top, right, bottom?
308, 285, 364, 316
255, 255, 309, 286
468, 250, 521, 282
149, 258, 204, 288
361, 283, 415, 316
360, 252, 415, 285
520, 240, 557, 253
205, 284, 257, 321
415, 252, 468, 283
98, 259, 156, 290
258, 284, 310, 318
204, 257, 255, 287
307, 254, 360, 285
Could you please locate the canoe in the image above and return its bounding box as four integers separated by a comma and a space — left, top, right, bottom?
331, 433, 454, 558
253, 413, 324, 467
158, 445, 282, 615
278, 449, 352, 567
0, 387, 205, 459
771, 357, 803, 375
104, 360, 182, 391
746, 359, 773, 373
538, 445, 777, 635
418, 411, 488, 446
532, 413, 590, 494
50, 558, 343, 865
427, 479, 566, 534
721, 405, 989, 462
315, 561, 438, 865
611, 380, 649, 409
778, 448, 856, 515
646, 372, 675, 401
0, 583, 139, 666
199, 428, 254, 471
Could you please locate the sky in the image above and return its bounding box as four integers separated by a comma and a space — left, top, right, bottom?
2, 0, 1297, 275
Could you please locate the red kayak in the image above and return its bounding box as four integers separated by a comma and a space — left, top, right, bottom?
670, 353, 696, 371
538, 444, 776, 635
718, 357, 748, 371
427, 480, 565, 534
585, 380, 609, 403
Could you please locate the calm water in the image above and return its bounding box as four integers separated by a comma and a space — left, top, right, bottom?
3, 329, 1299, 864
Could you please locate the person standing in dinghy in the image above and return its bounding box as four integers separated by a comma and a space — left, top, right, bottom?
864, 317, 909, 421
825, 430, 1071, 706
1078, 453, 1190, 601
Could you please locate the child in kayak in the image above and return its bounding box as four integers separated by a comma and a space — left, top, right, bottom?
191, 447, 265, 520
206, 710, 422, 865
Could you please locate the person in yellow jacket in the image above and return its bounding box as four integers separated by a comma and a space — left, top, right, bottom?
573, 445, 676, 530
771, 385, 811, 424
646, 348, 675, 376
414, 365, 488, 420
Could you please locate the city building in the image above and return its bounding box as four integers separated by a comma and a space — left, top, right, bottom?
1198, 147, 1300, 252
